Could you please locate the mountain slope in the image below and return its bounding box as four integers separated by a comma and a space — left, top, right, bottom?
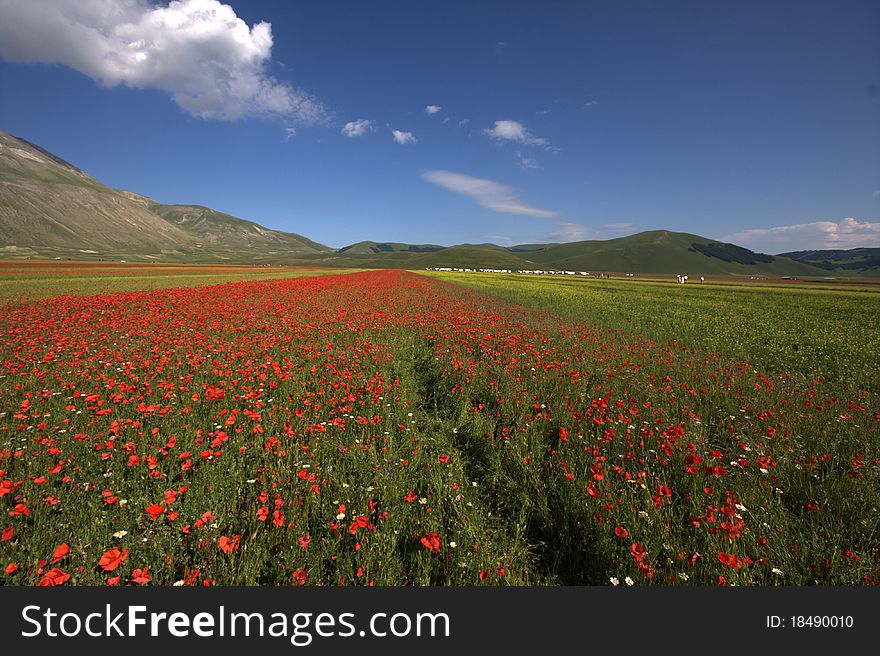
0, 130, 329, 260
779, 248, 880, 274
0, 130, 192, 253
337, 241, 444, 254
517, 230, 823, 275
0, 129, 858, 276
150, 204, 330, 255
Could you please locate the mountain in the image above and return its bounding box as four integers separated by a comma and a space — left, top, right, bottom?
0, 129, 861, 277
329, 231, 824, 276
514, 230, 823, 276
0, 129, 330, 261
779, 248, 880, 274
0, 129, 192, 255
338, 241, 444, 255
149, 204, 329, 258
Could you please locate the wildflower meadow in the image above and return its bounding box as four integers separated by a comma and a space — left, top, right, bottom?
1, 269, 877, 586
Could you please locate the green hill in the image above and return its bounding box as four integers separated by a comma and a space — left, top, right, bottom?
518, 230, 823, 276
0, 129, 192, 254
780, 248, 880, 275
338, 241, 444, 254
0, 129, 857, 277
150, 204, 330, 257
0, 129, 329, 261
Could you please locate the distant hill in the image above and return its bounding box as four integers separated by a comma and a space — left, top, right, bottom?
0, 129, 329, 261
0, 128, 864, 277
0, 129, 192, 254
513, 230, 823, 276
779, 248, 880, 274
338, 241, 444, 254
149, 204, 329, 257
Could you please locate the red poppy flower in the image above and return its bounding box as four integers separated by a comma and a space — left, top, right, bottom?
51, 543, 70, 564
5, 562, 18, 575
420, 532, 442, 553
98, 547, 129, 571
38, 568, 71, 586
438, 454, 450, 464
292, 569, 308, 585
219, 535, 240, 554
145, 504, 166, 520
205, 386, 226, 401
1, 525, 12, 542
614, 526, 628, 539
717, 552, 743, 569
131, 568, 151, 584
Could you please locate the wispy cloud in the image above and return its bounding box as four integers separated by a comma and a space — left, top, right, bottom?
484, 234, 517, 246
392, 130, 417, 145
483, 120, 548, 146
341, 119, 374, 137
0, 0, 329, 125
516, 151, 540, 170
723, 218, 880, 252
546, 221, 633, 243
421, 170, 559, 218
458, 118, 470, 127
548, 222, 597, 242
873, 191, 880, 199
425, 105, 442, 115
582, 100, 599, 110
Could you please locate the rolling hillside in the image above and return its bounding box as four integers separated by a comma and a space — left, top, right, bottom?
0, 129, 862, 277
780, 248, 880, 274
0, 129, 192, 255
0, 129, 329, 261
517, 230, 823, 276
337, 241, 444, 254
149, 204, 330, 257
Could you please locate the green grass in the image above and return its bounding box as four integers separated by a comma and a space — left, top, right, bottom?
0, 266, 361, 302
1, 269, 876, 587
420, 271, 880, 393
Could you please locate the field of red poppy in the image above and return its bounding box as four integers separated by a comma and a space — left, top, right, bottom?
1, 269, 877, 586
0, 261, 356, 302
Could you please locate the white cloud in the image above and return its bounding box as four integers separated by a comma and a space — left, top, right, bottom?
458, 118, 470, 127
425, 105, 441, 115
548, 222, 597, 242
723, 218, 880, 252
0, 0, 328, 124
341, 119, 374, 137
483, 120, 548, 146
516, 151, 539, 170
545, 221, 633, 243
391, 129, 417, 144
582, 100, 598, 110
484, 234, 516, 245
421, 170, 559, 218
284, 126, 296, 140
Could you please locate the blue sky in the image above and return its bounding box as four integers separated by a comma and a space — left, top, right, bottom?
0, 0, 878, 251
